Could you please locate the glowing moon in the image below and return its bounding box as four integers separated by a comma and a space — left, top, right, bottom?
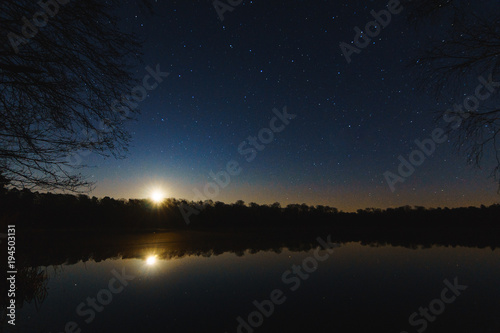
146, 255, 157, 265
151, 190, 164, 203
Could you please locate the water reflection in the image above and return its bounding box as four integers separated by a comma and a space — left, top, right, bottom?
1, 230, 500, 332
145, 255, 157, 266
10, 227, 500, 268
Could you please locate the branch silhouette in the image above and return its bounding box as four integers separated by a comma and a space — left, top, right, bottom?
0, 0, 153, 191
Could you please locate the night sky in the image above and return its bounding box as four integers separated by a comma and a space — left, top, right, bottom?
85, 0, 499, 211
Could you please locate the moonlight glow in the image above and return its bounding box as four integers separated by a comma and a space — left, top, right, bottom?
146, 255, 157, 265
151, 190, 164, 203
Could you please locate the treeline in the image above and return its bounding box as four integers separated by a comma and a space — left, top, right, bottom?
0, 188, 499, 230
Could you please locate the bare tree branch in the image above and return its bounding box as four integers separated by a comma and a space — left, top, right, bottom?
0, 0, 150, 191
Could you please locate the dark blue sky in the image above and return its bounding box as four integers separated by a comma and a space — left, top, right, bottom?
87, 0, 499, 210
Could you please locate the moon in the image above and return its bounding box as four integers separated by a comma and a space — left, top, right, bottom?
146, 255, 157, 265
150, 190, 164, 203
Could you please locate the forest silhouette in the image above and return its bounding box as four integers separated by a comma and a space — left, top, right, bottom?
1, 187, 499, 231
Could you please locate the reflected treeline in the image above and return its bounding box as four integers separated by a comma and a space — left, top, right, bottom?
8, 227, 500, 269
1, 228, 499, 324
1, 189, 499, 231
0, 266, 48, 327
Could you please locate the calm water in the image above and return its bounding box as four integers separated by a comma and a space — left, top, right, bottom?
3, 231, 500, 333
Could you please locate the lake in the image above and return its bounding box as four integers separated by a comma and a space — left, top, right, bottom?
2, 230, 500, 333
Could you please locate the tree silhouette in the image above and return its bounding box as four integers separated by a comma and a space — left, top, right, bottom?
0, 0, 152, 191
2, 186, 499, 231
404, 0, 500, 183
0, 171, 8, 194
